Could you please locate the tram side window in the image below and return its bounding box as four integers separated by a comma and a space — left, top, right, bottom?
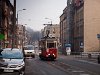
47, 43, 55, 48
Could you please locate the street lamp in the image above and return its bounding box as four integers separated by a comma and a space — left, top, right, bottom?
45, 18, 52, 25
16, 9, 26, 48
17, 9, 26, 25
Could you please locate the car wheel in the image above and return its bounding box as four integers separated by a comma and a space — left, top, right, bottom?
32, 55, 35, 58
19, 70, 25, 75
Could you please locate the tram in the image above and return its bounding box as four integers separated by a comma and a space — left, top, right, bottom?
39, 37, 58, 60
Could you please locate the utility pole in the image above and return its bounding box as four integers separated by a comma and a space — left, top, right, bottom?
12, 0, 16, 48
0, 0, 2, 49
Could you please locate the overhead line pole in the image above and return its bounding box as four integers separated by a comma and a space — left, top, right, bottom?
12, 0, 16, 49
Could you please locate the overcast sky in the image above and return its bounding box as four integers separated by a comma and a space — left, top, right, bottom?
10, 0, 67, 31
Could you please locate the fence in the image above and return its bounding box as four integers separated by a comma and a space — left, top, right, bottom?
73, 52, 100, 59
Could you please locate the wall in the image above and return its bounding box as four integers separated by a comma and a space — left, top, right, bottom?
84, 0, 100, 52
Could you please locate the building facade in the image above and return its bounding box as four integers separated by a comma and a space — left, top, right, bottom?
67, 0, 75, 52
42, 24, 60, 49
17, 25, 26, 49
0, 0, 14, 48
60, 0, 100, 53
83, 0, 100, 52
73, 0, 100, 52
60, 6, 68, 54
73, 0, 84, 53
43, 24, 60, 38
60, 0, 75, 54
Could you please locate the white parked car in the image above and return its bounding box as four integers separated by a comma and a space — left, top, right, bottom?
0, 48, 25, 75
23, 45, 35, 58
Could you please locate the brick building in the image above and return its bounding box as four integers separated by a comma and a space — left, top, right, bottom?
0, 0, 14, 48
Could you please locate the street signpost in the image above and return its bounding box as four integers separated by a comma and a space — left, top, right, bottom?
97, 34, 100, 51
0, 34, 5, 49
97, 34, 100, 63
97, 34, 100, 39
65, 43, 71, 47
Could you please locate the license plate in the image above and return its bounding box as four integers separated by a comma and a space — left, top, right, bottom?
4, 69, 14, 72
28, 52, 32, 53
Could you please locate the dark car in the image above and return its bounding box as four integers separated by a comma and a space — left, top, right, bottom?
0, 48, 25, 75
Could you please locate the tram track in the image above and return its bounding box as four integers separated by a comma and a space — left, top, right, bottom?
46, 60, 75, 75
45, 60, 98, 75
25, 56, 99, 75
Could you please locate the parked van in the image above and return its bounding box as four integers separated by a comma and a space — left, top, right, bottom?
23, 45, 35, 58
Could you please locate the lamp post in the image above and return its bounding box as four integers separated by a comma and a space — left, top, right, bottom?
17, 9, 26, 48
12, 0, 16, 49
17, 9, 26, 25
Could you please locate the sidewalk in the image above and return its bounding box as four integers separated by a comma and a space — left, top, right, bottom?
59, 54, 98, 64
75, 55, 98, 63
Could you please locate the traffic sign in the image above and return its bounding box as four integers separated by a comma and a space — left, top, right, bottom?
97, 34, 100, 38
65, 44, 71, 47
5, 41, 9, 43
0, 34, 5, 40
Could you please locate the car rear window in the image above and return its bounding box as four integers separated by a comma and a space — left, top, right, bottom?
0, 50, 23, 59
24, 45, 34, 50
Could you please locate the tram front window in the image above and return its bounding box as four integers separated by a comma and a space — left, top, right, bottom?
47, 43, 55, 48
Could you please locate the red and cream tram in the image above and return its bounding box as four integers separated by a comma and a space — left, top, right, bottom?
39, 37, 58, 60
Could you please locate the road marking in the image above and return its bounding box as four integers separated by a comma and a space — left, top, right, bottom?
80, 74, 90, 75
77, 60, 100, 66
40, 70, 47, 75
59, 61, 98, 75
72, 70, 84, 73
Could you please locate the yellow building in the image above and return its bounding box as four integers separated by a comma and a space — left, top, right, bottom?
74, 0, 100, 52
84, 0, 100, 52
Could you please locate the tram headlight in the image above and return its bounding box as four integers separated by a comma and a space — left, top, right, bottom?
46, 54, 50, 57
48, 54, 50, 55
53, 54, 55, 57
